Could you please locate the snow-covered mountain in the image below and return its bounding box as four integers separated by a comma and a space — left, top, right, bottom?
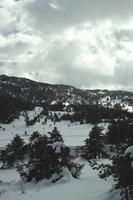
0, 74, 133, 107
0, 74, 133, 126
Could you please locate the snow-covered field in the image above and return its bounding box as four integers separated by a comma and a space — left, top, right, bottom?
0, 159, 120, 200
0, 107, 120, 200
0, 107, 109, 147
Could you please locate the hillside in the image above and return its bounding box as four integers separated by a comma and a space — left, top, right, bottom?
0, 75, 133, 200
0, 74, 133, 107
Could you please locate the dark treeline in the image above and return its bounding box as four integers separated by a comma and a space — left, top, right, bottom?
1, 97, 133, 124
0, 95, 34, 123
106, 119, 133, 146
62, 104, 133, 124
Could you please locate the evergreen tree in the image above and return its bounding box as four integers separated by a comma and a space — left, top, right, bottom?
106, 120, 130, 145
48, 127, 64, 142
106, 120, 120, 145
54, 113, 60, 122
96, 145, 133, 200
18, 128, 83, 183
25, 112, 30, 127
10, 135, 24, 151
27, 135, 51, 182
128, 123, 133, 146
117, 119, 129, 144
1, 135, 25, 168
83, 125, 105, 160
29, 131, 42, 143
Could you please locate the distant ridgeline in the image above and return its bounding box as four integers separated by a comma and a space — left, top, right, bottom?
0, 74, 133, 123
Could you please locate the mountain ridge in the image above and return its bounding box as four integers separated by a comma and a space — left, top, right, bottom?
0, 74, 133, 107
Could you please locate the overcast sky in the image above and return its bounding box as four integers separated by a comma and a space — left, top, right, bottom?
0, 0, 133, 90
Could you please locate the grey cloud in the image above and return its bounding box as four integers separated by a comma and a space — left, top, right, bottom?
55, 66, 113, 89
22, 39, 114, 89
114, 63, 133, 87
27, 60, 133, 90
1, 0, 133, 91
0, 41, 30, 57
25, 0, 133, 34
114, 29, 133, 42
29, 64, 114, 89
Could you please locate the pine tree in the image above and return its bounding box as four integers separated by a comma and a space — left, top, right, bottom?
48, 127, 71, 180
106, 120, 130, 146
1, 135, 25, 168
48, 127, 64, 142
18, 128, 83, 183
25, 112, 30, 127
83, 125, 105, 160
96, 146, 133, 200
27, 135, 51, 182
106, 120, 120, 145
29, 131, 42, 143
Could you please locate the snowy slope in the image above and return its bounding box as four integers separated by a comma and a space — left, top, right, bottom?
0, 107, 121, 200
100, 96, 133, 113
0, 107, 109, 147
0, 159, 120, 200
1, 75, 133, 109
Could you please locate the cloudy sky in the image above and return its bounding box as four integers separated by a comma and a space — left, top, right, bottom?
0, 0, 133, 90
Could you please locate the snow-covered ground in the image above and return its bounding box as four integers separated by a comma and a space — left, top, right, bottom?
0, 107, 121, 200
0, 107, 109, 147
0, 159, 120, 200
100, 96, 133, 113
